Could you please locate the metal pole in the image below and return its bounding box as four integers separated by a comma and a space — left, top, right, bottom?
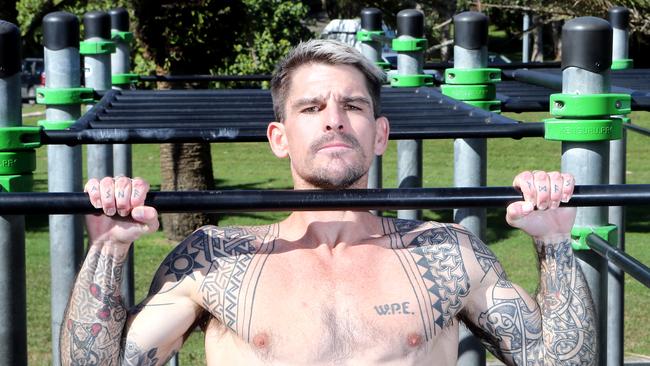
109, 6, 135, 311
452, 11, 487, 366
359, 8, 383, 196
42, 12, 84, 365
560, 17, 612, 366
0, 20, 27, 365
607, 6, 630, 366
395, 9, 424, 220
523, 13, 531, 63
83, 11, 113, 179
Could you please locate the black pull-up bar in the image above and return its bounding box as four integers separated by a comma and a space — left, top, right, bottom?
587, 233, 650, 288
0, 184, 648, 215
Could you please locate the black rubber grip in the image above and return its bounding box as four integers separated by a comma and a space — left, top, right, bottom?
43, 11, 79, 51
83, 11, 110, 39
109, 7, 129, 31
608, 6, 629, 30
397, 9, 424, 37
453, 11, 488, 50
561, 17, 612, 73
0, 20, 21, 77
360, 8, 382, 31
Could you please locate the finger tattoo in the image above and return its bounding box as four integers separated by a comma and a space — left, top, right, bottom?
117, 190, 125, 199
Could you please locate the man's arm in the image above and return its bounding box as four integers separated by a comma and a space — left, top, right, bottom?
60, 177, 202, 365
459, 171, 597, 365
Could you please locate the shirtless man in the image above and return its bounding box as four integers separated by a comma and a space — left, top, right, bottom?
60, 39, 596, 365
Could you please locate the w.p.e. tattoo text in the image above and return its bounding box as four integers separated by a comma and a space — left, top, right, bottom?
374, 301, 415, 316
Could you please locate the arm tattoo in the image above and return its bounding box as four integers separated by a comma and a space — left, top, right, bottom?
535, 238, 597, 363
61, 248, 128, 364
461, 234, 596, 365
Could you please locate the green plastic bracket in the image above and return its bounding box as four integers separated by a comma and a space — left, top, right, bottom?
36, 87, 94, 105
111, 30, 134, 44
464, 100, 501, 112
550, 93, 631, 117
440, 83, 496, 101
392, 37, 427, 52
444, 68, 502, 84
38, 119, 75, 130
390, 74, 434, 87
544, 118, 623, 141
611, 59, 633, 70
571, 224, 617, 251
0, 151, 36, 175
0, 127, 41, 151
356, 30, 384, 42
375, 61, 391, 71
79, 40, 116, 55
0, 174, 33, 193
112, 73, 140, 85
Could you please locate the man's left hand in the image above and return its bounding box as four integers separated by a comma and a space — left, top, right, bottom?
506, 170, 577, 238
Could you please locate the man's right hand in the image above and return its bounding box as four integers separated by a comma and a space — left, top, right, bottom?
84, 176, 159, 246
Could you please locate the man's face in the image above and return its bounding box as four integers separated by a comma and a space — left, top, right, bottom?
267, 63, 389, 190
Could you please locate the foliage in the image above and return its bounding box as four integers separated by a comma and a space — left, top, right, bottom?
217, 0, 313, 77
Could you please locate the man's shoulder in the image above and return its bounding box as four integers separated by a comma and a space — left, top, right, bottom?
170, 224, 279, 259
388, 218, 473, 242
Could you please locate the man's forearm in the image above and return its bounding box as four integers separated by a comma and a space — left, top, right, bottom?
60, 243, 129, 365
535, 235, 597, 364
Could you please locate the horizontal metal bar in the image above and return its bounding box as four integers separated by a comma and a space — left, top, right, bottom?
586, 233, 650, 288
624, 122, 650, 137
1, 184, 649, 215
42, 123, 543, 145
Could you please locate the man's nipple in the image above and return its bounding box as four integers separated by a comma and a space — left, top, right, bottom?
406, 332, 423, 348
253, 333, 270, 349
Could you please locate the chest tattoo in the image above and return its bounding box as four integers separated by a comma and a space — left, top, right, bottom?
198, 225, 277, 340
386, 219, 471, 339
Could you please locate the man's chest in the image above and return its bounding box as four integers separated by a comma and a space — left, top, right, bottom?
197, 244, 469, 355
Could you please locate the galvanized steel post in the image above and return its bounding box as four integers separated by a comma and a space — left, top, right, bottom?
607, 6, 630, 366
358, 8, 384, 196
82, 11, 114, 179
560, 17, 613, 366
41, 12, 85, 365
450, 11, 488, 366
109, 7, 136, 310
0, 20, 28, 365
392, 9, 428, 220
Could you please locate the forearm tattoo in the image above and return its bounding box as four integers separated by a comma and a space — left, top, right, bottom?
61, 248, 128, 364
535, 238, 597, 364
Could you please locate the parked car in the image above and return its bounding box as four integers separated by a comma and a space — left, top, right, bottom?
21, 58, 44, 103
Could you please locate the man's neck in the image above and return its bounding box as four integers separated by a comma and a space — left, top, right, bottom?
278, 210, 383, 250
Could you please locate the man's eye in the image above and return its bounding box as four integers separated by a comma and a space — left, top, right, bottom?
302, 106, 320, 113
345, 104, 362, 111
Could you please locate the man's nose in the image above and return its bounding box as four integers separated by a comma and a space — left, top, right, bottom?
324, 105, 346, 131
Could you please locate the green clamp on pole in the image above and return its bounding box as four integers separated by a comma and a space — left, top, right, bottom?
391, 37, 427, 52
444, 68, 501, 84
571, 224, 618, 251
544, 118, 623, 141
36, 87, 95, 105
550, 93, 631, 117
0, 127, 39, 193
79, 40, 116, 55
356, 30, 384, 42
390, 74, 434, 87
111, 30, 134, 44
440, 83, 496, 101
112, 73, 140, 85
611, 59, 633, 70
38, 119, 75, 130
0, 127, 42, 151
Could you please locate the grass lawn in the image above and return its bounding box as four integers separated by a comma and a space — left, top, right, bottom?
21, 104, 649, 364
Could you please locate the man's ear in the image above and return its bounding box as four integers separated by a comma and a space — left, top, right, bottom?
267, 121, 289, 158
374, 116, 390, 156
